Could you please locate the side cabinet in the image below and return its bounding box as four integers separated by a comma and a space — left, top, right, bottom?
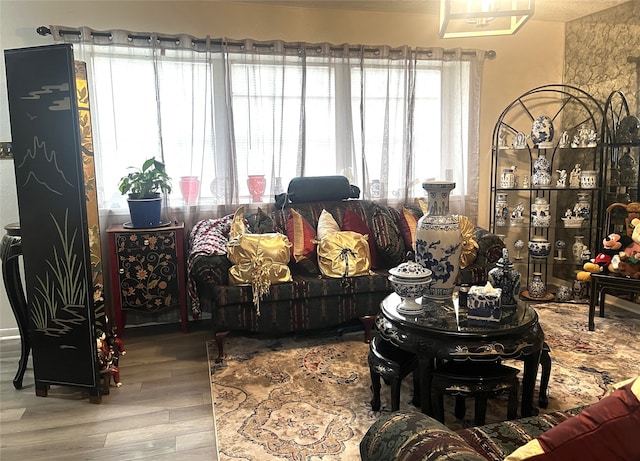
107, 222, 188, 335
4, 44, 104, 401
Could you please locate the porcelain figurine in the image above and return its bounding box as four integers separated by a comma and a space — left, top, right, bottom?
513, 132, 527, 149
510, 201, 525, 226
569, 164, 581, 188
558, 130, 570, 147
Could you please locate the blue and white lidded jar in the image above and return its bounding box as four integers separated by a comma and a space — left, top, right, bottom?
531, 196, 551, 227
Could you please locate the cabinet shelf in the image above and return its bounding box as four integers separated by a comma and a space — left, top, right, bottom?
599, 90, 640, 245
494, 187, 603, 193
490, 84, 604, 290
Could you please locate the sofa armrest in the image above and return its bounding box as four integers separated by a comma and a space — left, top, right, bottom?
360, 411, 488, 461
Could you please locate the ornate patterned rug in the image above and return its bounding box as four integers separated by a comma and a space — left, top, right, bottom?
207, 303, 640, 460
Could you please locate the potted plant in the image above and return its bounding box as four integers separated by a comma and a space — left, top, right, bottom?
118, 157, 172, 228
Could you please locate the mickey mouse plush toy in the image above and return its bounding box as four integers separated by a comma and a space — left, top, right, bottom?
577, 232, 634, 281
613, 217, 640, 277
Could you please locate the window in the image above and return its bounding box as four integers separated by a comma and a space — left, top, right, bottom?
58, 28, 483, 220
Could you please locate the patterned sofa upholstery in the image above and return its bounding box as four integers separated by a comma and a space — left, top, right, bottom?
187, 199, 504, 335
359, 408, 583, 461
361, 375, 640, 460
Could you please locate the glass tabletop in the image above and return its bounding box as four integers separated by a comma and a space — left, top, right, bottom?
380, 292, 537, 337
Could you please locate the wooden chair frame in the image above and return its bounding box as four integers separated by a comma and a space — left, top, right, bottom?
589, 202, 640, 330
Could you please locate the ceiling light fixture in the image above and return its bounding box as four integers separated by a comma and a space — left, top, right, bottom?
439, 0, 535, 39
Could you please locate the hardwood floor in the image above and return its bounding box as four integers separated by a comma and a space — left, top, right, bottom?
0, 322, 218, 460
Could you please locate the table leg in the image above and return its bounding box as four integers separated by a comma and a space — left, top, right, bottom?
521, 351, 541, 417
359, 315, 376, 343
419, 356, 434, 415
589, 277, 599, 331
598, 284, 607, 318
1, 233, 30, 390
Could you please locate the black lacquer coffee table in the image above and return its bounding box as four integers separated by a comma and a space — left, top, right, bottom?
376, 293, 546, 418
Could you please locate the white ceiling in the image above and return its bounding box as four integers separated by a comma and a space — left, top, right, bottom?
234, 0, 634, 23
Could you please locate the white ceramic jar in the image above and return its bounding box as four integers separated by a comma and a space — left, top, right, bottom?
579, 170, 598, 189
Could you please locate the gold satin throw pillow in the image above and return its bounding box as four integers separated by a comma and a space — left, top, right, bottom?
227, 232, 291, 266
227, 230, 292, 315
230, 205, 247, 239
456, 215, 479, 269
317, 231, 371, 278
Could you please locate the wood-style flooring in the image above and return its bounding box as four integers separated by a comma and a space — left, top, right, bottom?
0, 322, 218, 460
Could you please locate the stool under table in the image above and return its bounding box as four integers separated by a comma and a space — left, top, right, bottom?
368, 334, 421, 411
431, 361, 520, 426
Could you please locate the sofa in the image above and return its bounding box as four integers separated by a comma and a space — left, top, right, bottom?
187, 199, 505, 338
360, 376, 640, 461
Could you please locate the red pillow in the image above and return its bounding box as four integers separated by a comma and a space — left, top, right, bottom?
285, 208, 318, 274
342, 208, 381, 269
505, 377, 640, 461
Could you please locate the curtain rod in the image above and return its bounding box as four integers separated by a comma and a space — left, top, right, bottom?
36, 26, 497, 59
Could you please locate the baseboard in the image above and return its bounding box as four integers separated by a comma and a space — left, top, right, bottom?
0, 327, 20, 340
606, 295, 640, 315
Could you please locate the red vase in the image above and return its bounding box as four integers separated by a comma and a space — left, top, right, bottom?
247, 175, 266, 202
179, 176, 200, 205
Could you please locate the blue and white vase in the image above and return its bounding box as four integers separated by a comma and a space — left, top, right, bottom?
527, 272, 547, 298
495, 193, 509, 227
415, 181, 462, 300
531, 151, 552, 187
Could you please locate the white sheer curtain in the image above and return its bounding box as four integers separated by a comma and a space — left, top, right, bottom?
49, 25, 488, 225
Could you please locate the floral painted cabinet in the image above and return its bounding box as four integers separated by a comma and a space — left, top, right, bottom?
107, 222, 188, 335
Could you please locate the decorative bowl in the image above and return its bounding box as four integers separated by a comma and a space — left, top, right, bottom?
562, 216, 584, 228
389, 275, 432, 299
528, 237, 551, 258
389, 275, 432, 314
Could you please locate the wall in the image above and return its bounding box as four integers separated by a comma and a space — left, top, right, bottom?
565, 2, 640, 115
0, 0, 565, 332
564, 2, 640, 315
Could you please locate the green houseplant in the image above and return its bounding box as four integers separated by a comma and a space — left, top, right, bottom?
118, 157, 172, 228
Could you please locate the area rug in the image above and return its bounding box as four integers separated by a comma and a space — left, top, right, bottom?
207, 303, 640, 461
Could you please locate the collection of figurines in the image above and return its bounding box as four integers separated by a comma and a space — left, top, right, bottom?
96, 325, 126, 390
498, 119, 598, 150
495, 115, 606, 301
